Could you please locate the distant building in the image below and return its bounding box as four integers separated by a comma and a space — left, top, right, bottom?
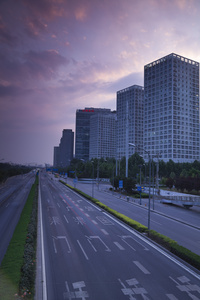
75, 108, 111, 160
89, 111, 116, 160
53, 146, 60, 168
53, 129, 74, 168
116, 85, 144, 160
144, 53, 200, 162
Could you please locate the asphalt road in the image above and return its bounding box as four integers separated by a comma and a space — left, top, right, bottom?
36, 171, 200, 300
0, 173, 35, 264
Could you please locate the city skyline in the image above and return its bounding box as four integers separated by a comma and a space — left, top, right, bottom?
1, 0, 200, 165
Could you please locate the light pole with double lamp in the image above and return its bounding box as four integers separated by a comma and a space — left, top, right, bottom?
129, 143, 151, 231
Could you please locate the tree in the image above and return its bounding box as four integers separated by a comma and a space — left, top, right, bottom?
128, 153, 145, 179
165, 178, 174, 189
123, 177, 136, 194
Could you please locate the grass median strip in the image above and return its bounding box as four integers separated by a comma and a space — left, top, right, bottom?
60, 180, 200, 271
0, 175, 38, 300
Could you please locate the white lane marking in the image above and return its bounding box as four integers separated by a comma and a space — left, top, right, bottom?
64, 215, 69, 223
39, 182, 47, 300
77, 240, 89, 260
166, 295, 178, 300
114, 242, 125, 250
151, 219, 162, 226
52, 237, 57, 254
57, 202, 60, 208
103, 212, 200, 280
91, 220, 98, 225
133, 261, 150, 274
6, 203, 10, 207
85, 213, 90, 217
101, 229, 109, 235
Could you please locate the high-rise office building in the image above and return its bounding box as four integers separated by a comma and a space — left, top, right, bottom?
144, 53, 200, 162
116, 85, 144, 160
53, 129, 74, 167
75, 107, 111, 160
89, 111, 116, 160
53, 146, 60, 168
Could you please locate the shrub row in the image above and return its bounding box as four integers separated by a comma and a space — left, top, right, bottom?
19, 176, 38, 298
0, 175, 38, 300
60, 180, 200, 271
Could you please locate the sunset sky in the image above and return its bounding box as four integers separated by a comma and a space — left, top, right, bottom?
1, 0, 200, 165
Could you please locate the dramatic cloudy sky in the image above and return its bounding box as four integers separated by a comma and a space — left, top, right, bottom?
1, 0, 200, 165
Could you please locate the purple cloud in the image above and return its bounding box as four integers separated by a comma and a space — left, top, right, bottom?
0, 16, 18, 46
24, 50, 68, 80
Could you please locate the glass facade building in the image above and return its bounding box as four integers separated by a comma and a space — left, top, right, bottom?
89, 111, 116, 160
144, 53, 200, 162
75, 108, 111, 160
116, 85, 144, 159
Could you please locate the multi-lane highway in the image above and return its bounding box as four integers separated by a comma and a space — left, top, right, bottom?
0, 172, 35, 264
36, 171, 200, 299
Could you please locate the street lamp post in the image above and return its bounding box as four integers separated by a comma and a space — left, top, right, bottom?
92, 162, 94, 198
97, 159, 100, 190
129, 143, 151, 231
138, 164, 142, 205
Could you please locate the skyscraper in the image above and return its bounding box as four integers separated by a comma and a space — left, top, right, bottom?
53, 129, 74, 168
116, 85, 144, 161
89, 111, 116, 160
53, 146, 60, 168
75, 107, 111, 160
144, 53, 200, 162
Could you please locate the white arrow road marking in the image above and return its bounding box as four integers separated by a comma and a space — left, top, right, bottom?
169, 275, 200, 299
85, 235, 111, 252
118, 278, 136, 299
119, 236, 136, 251
119, 235, 149, 251
64, 281, 75, 299
52, 236, 71, 254
50, 216, 60, 225
119, 278, 150, 300
64, 281, 89, 299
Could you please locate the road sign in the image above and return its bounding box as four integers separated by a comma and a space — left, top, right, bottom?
137, 186, 145, 192
119, 180, 123, 188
